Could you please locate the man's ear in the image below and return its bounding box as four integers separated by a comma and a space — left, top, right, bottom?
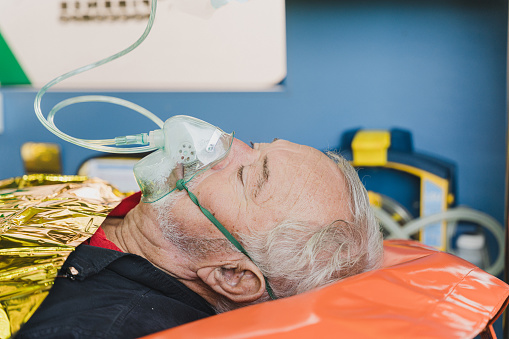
196, 260, 265, 303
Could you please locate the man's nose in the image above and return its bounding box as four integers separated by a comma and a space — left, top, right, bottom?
231, 138, 255, 154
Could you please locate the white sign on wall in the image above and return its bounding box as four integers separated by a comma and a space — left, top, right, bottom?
0, 0, 286, 90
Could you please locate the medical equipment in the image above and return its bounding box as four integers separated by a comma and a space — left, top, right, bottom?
338, 128, 505, 276
77, 156, 144, 192
339, 128, 456, 250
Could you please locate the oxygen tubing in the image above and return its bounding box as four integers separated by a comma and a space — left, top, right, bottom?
34, 0, 162, 154
374, 206, 505, 276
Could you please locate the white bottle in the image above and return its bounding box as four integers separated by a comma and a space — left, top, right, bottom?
455, 233, 486, 269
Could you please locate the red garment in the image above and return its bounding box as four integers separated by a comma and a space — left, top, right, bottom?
87, 191, 142, 252
109, 191, 142, 217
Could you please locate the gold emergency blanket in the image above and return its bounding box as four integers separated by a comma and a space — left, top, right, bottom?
0, 174, 124, 338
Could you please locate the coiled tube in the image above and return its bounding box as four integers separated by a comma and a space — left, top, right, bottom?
34, 0, 163, 154
375, 206, 505, 276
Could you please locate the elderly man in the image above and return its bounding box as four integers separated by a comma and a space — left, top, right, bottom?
16, 138, 383, 338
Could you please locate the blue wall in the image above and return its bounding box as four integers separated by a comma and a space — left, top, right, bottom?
1, 1, 507, 220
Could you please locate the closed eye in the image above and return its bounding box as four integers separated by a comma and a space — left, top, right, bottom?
237, 166, 244, 185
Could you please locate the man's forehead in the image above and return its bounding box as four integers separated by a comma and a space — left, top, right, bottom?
268, 141, 339, 179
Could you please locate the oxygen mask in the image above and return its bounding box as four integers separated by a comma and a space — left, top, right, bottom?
134, 115, 233, 203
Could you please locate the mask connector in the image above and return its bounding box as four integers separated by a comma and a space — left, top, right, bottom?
148, 129, 165, 149
114, 133, 149, 146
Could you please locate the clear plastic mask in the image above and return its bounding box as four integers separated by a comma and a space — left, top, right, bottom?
133, 115, 233, 203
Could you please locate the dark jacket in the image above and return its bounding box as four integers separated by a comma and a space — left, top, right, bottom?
15, 244, 215, 339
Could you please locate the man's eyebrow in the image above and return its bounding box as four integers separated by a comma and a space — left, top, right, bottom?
254, 156, 269, 198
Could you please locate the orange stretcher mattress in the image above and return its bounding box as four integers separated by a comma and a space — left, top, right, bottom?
143, 240, 509, 339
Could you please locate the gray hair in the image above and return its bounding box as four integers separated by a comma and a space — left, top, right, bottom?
239, 150, 383, 301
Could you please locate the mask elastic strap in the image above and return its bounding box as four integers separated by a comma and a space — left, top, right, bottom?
175, 179, 277, 300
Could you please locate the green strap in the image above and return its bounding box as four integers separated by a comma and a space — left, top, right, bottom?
0, 30, 30, 85
176, 179, 277, 300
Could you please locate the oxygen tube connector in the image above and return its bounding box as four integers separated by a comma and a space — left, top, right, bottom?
147, 129, 165, 149
114, 133, 149, 146
113, 129, 166, 149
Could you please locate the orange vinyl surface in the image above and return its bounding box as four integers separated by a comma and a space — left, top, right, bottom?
143, 240, 509, 339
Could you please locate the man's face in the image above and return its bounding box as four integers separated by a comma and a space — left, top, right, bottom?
168, 138, 351, 242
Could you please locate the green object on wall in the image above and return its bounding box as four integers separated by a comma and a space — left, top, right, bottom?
0, 30, 30, 85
